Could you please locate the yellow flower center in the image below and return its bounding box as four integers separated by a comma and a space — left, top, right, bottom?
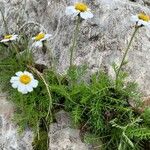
35, 33, 45, 41
4, 35, 12, 39
75, 3, 88, 12
20, 75, 31, 84
138, 13, 150, 22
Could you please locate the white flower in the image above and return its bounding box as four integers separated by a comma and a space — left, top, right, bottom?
32, 32, 52, 48
131, 13, 150, 29
1, 34, 18, 42
65, 2, 93, 20
10, 71, 38, 94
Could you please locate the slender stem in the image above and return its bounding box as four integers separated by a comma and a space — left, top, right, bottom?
28, 66, 53, 122
69, 16, 80, 68
115, 27, 139, 87
37, 121, 40, 140
10, 42, 23, 67
11, 42, 19, 54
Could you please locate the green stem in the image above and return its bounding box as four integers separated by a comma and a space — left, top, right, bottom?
69, 16, 80, 68
11, 42, 19, 54
28, 66, 53, 122
115, 27, 139, 87
10, 42, 23, 67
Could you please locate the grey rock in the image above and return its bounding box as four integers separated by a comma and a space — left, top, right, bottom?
1, 0, 149, 95
0, 93, 90, 150
143, 0, 150, 6
49, 110, 90, 150
0, 116, 3, 129
49, 128, 89, 150
0, 94, 33, 150
55, 110, 71, 128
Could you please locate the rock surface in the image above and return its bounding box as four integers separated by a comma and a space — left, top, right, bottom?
0, 93, 33, 150
0, 94, 90, 150
0, 0, 150, 95
49, 110, 90, 150
143, 0, 150, 6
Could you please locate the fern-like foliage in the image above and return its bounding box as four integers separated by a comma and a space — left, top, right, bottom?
49, 65, 150, 150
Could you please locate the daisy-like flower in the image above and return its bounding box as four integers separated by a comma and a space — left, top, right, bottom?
1, 34, 18, 42
65, 2, 93, 20
10, 71, 38, 94
32, 32, 52, 48
131, 13, 150, 28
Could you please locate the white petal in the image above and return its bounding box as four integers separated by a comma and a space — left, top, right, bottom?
16, 71, 23, 77
65, 6, 78, 16
10, 36, 18, 41
41, 34, 52, 41
137, 20, 148, 26
32, 41, 43, 48
12, 82, 19, 88
131, 15, 139, 23
32, 37, 36, 40
139, 20, 150, 27
45, 34, 52, 38
10, 76, 19, 83
145, 22, 150, 29
11, 34, 18, 39
26, 85, 33, 92
30, 79, 38, 88
137, 20, 143, 26
80, 11, 94, 19
72, 11, 80, 18
21, 90, 28, 94
17, 84, 28, 94
39, 32, 44, 34
12, 34, 18, 37
1, 39, 10, 42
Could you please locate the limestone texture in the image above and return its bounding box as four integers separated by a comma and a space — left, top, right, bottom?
0, 0, 150, 95
0, 93, 33, 150
49, 110, 91, 150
